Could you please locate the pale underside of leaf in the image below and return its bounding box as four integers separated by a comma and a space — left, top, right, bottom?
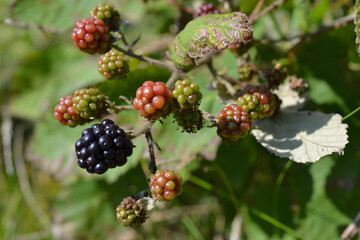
355, 0, 360, 53
274, 78, 309, 112
252, 111, 348, 163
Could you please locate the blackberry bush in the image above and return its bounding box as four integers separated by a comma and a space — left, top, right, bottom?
116, 197, 147, 227
71, 17, 111, 54
72, 88, 107, 119
172, 79, 202, 109
217, 105, 252, 142
133, 81, 173, 120
150, 170, 183, 201
98, 49, 130, 80
75, 119, 133, 174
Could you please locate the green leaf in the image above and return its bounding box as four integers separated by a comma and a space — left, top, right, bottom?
172, 12, 253, 70
355, 0, 360, 53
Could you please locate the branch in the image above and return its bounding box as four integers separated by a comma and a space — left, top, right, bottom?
206, 61, 237, 97
145, 129, 158, 174
112, 44, 177, 72
249, 0, 265, 21
340, 212, 360, 240
249, 0, 288, 24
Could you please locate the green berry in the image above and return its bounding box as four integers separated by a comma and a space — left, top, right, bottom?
116, 197, 147, 227
173, 79, 202, 109
174, 109, 203, 133
72, 88, 107, 119
98, 50, 130, 80
90, 2, 121, 31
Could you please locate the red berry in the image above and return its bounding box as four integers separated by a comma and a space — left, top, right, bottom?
194, 3, 221, 18
54, 96, 90, 127
72, 17, 111, 54
150, 170, 183, 201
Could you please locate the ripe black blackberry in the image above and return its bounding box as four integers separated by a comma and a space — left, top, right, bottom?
75, 119, 134, 174
264, 63, 287, 90
98, 49, 130, 80
116, 197, 147, 227
72, 88, 107, 119
194, 3, 221, 18
71, 17, 111, 54
90, 2, 120, 31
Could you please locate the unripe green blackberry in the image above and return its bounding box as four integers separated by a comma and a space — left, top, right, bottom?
264, 63, 287, 89
217, 105, 252, 142
71, 17, 110, 54
133, 81, 173, 120
98, 50, 129, 80
238, 62, 254, 81
90, 2, 120, 31
239, 85, 279, 119
150, 170, 183, 201
54, 96, 90, 127
116, 197, 147, 227
172, 79, 202, 109
174, 109, 203, 133
72, 88, 107, 119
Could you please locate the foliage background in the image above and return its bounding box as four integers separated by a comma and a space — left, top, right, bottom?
0, 0, 360, 239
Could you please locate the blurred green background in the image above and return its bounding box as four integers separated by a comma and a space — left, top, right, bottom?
1, 0, 360, 239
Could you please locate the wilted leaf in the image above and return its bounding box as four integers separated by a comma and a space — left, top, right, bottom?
274, 78, 309, 112
252, 111, 348, 163
138, 197, 156, 211
355, 0, 360, 53
172, 12, 253, 70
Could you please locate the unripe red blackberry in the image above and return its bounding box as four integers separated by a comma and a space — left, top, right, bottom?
98, 50, 129, 80
133, 81, 173, 120
54, 96, 90, 127
75, 119, 134, 174
90, 2, 120, 31
72, 88, 107, 119
71, 17, 110, 54
194, 3, 221, 18
116, 197, 147, 227
150, 170, 183, 201
172, 79, 202, 109
238, 62, 255, 82
217, 105, 252, 142
242, 85, 279, 119
264, 63, 287, 89
174, 109, 203, 133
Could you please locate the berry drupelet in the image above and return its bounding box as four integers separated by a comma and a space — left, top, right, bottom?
75, 119, 133, 174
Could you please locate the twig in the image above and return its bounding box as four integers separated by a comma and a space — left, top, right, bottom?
340, 212, 360, 240
201, 111, 217, 123
249, 0, 288, 24
127, 121, 153, 139
166, 69, 181, 88
145, 130, 158, 174
13, 123, 51, 230
1, 106, 14, 174
249, 0, 265, 21
207, 61, 237, 97
112, 44, 176, 72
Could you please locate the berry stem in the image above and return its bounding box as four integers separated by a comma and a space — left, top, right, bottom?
131, 190, 150, 201
111, 44, 176, 72
145, 129, 158, 174
206, 61, 237, 97
249, 0, 288, 24
105, 98, 134, 113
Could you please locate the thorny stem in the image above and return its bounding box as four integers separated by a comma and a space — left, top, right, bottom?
249, 0, 288, 24
145, 129, 158, 174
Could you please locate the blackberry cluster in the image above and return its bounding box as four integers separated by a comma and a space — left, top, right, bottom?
116, 197, 147, 227
71, 17, 110, 54
133, 81, 173, 120
238, 85, 279, 119
150, 170, 183, 201
264, 63, 287, 90
98, 49, 129, 80
238, 62, 255, 82
217, 105, 251, 142
54, 96, 90, 127
72, 88, 107, 119
172, 80, 202, 109
90, 2, 120, 31
194, 3, 221, 18
75, 119, 133, 174
227, 39, 254, 56
174, 109, 203, 133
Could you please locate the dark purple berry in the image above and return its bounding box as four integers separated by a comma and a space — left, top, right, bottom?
86, 156, 98, 167
95, 161, 108, 174
104, 159, 116, 168
82, 128, 93, 136
98, 135, 112, 150
103, 148, 115, 159
75, 139, 85, 150
83, 132, 96, 146
78, 158, 87, 168
93, 127, 105, 137
88, 142, 100, 155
